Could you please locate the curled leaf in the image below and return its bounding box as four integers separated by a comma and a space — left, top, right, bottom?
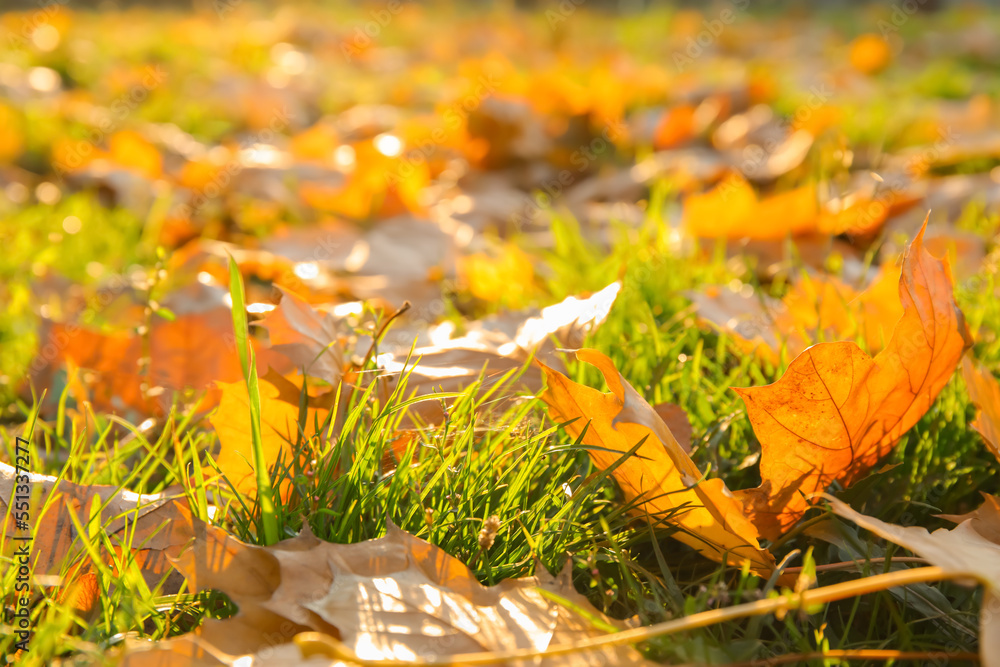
257, 286, 349, 386
735, 219, 972, 540
539, 349, 776, 575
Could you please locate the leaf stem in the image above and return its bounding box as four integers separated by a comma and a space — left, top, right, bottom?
294, 566, 966, 666
725, 649, 979, 666
783, 556, 928, 574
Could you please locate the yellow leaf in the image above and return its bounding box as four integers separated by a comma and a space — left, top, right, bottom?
683, 174, 818, 240
210, 369, 334, 497
538, 349, 776, 576
0, 102, 25, 164
109, 130, 163, 179
849, 33, 892, 75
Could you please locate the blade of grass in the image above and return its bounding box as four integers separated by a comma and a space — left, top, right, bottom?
227, 255, 279, 545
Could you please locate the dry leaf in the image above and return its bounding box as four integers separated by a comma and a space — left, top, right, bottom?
683, 173, 916, 242
108, 130, 163, 180
848, 34, 893, 75
828, 494, 1000, 667
538, 349, 776, 575
778, 265, 902, 354
683, 174, 819, 241
962, 357, 1000, 463
0, 462, 198, 596
121, 521, 655, 666
33, 307, 288, 418
0, 101, 25, 164
653, 401, 693, 453
653, 103, 696, 150
257, 286, 350, 386
458, 243, 539, 307
818, 189, 922, 239
376, 282, 621, 422
210, 369, 336, 497
691, 262, 903, 363
735, 220, 972, 540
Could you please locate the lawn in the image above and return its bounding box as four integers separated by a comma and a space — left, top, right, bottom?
1, 2, 1000, 665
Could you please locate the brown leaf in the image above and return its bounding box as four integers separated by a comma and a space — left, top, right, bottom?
962, 357, 1000, 463
538, 349, 776, 576
0, 462, 198, 597
257, 286, 349, 386
829, 495, 1000, 667
122, 522, 655, 666
735, 219, 972, 540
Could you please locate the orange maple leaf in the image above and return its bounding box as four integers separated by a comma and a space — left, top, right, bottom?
962, 357, 1000, 464
538, 349, 776, 576
734, 218, 972, 540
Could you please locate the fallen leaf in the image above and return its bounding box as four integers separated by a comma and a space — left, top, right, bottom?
818, 188, 923, 239
828, 494, 999, 667
538, 349, 776, 575
683, 174, 819, 240
257, 287, 350, 386
962, 357, 1000, 463
848, 34, 893, 75
458, 243, 539, 307
653, 401, 693, 453
300, 139, 429, 220
791, 104, 844, 137
289, 122, 341, 165
778, 265, 903, 354
32, 307, 287, 419
0, 101, 25, 164
376, 282, 622, 422
210, 368, 336, 497
683, 173, 916, 242
735, 220, 972, 540
108, 130, 163, 180
121, 521, 655, 666
0, 462, 199, 596
653, 103, 697, 150
691, 262, 903, 363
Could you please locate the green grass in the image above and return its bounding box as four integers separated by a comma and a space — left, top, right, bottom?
2, 195, 997, 664
4, 3, 1000, 665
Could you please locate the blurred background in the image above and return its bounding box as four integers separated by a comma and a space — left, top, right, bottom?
2, 0, 999, 411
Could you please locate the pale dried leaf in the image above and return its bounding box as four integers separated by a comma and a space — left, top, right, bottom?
123, 521, 654, 666
828, 495, 1000, 667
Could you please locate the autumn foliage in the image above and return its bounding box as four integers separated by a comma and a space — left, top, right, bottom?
5, 4, 1000, 666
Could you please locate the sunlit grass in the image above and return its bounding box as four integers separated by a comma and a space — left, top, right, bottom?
3, 191, 997, 662
2, 2, 1000, 664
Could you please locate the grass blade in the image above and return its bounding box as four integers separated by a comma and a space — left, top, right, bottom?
227, 255, 279, 545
